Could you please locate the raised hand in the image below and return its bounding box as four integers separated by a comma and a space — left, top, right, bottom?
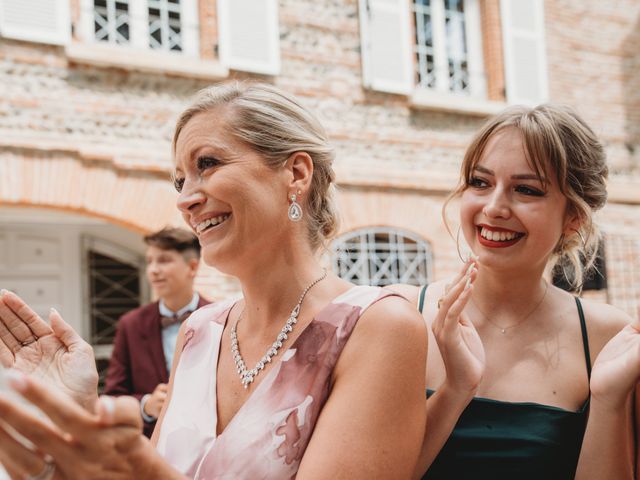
432, 259, 485, 397
590, 319, 640, 410
143, 383, 168, 418
0, 372, 177, 480
0, 290, 99, 411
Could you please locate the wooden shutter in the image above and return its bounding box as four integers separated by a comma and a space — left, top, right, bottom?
0, 0, 70, 45
500, 0, 548, 105
217, 0, 280, 75
359, 0, 413, 95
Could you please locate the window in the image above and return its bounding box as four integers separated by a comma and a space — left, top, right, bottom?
88, 250, 143, 345
148, 0, 182, 52
93, 0, 130, 45
359, 0, 547, 109
412, 0, 484, 96
332, 228, 433, 287
79, 0, 199, 56
84, 238, 147, 392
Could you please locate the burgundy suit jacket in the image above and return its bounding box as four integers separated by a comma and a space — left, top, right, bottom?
104, 296, 210, 438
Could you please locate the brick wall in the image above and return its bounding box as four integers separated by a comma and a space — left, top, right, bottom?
0, 0, 638, 317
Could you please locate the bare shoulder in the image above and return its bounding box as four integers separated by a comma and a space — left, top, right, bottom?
356, 293, 427, 343
335, 293, 428, 375
578, 296, 633, 355
386, 283, 421, 306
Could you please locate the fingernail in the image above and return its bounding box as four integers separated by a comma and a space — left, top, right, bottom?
464, 277, 472, 290
0, 289, 6, 297
5, 369, 27, 392
99, 395, 115, 422
50, 307, 59, 316
465, 263, 474, 276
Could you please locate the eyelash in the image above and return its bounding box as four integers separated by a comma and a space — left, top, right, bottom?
197, 156, 220, 171
515, 185, 545, 197
467, 177, 546, 196
172, 156, 220, 193
467, 176, 488, 188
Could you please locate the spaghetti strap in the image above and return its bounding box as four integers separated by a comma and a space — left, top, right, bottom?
418, 285, 428, 314
574, 297, 592, 380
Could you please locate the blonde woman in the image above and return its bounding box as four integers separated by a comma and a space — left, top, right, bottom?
0, 83, 427, 479
394, 104, 639, 479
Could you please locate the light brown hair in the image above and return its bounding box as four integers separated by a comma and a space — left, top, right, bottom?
444, 104, 608, 292
144, 227, 201, 261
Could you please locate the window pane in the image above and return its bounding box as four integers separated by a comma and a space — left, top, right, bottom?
332, 228, 432, 287
414, 0, 473, 94
414, 1, 436, 88
88, 250, 142, 345
93, 0, 130, 45
444, 0, 469, 93
148, 0, 183, 52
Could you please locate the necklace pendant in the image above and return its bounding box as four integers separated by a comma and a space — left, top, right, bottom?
231, 268, 328, 388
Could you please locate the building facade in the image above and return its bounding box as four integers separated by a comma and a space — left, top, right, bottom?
0, 0, 639, 374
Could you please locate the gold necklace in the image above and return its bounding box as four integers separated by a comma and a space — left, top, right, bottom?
471, 281, 549, 334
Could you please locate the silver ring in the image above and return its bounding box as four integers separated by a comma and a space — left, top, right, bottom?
27, 456, 56, 480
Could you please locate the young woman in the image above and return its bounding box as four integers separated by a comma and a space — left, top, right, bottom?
393, 104, 640, 479
0, 83, 427, 479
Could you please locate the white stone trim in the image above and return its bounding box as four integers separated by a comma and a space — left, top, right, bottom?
410, 88, 506, 116
65, 42, 228, 80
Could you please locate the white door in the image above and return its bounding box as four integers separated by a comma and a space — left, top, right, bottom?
0, 229, 69, 322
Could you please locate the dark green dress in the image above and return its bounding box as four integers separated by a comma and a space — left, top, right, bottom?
422, 297, 591, 480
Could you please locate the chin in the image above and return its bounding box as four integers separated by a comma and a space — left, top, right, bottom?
201, 246, 236, 275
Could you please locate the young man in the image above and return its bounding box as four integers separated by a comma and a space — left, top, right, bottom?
104, 227, 210, 437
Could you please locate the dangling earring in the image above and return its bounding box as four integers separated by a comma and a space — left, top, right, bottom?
572, 228, 587, 249
456, 226, 471, 263
288, 192, 303, 222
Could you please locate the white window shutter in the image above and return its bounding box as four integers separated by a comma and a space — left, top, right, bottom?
501, 0, 548, 105
180, 0, 200, 57
217, 0, 280, 75
359, 0, 413, 95
0, 0, 70, 45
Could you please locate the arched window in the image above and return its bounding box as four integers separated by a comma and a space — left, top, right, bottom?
331, 228, 433, 286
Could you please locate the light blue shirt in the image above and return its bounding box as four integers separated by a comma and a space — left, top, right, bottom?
140, 292, 199, 423
158, 293, 200, 373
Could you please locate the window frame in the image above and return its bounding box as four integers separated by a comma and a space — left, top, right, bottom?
77, 0, 199, 57
412, 0, 486, 98
331, 227, 433, 287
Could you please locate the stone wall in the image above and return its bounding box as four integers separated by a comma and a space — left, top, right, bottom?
0, 0, 638, 316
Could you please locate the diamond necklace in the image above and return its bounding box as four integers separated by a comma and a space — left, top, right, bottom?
231, 268, 327, 389
471, 280, 549, 335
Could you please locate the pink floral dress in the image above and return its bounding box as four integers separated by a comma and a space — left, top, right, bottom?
155, 286, 395, 479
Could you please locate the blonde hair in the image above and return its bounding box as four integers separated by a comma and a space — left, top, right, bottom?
173, 82, 339, 251
444, 104, 608, 292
